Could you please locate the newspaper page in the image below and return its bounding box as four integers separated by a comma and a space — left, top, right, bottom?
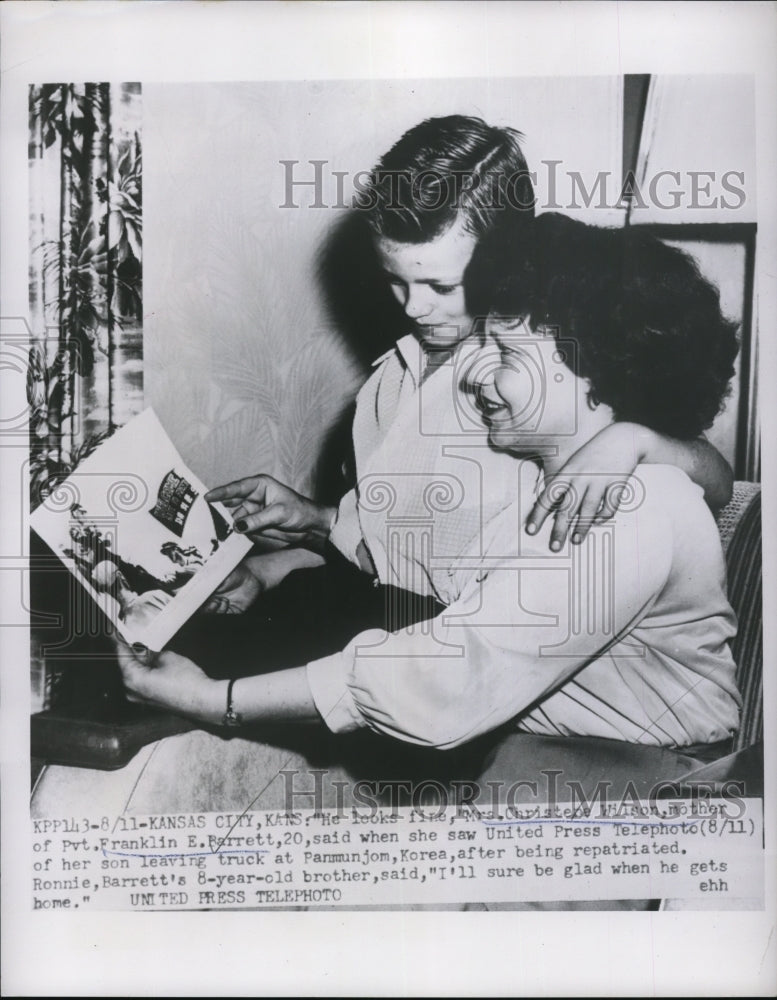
30, 407, 253, 650
1, 1, 775, 996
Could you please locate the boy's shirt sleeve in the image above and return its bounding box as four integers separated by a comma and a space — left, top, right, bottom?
327, 346, 404, 567
328, 487, 365, 567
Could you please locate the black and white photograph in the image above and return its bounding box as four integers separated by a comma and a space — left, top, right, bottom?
30, 407, 251, 652
1, 1, 775, 996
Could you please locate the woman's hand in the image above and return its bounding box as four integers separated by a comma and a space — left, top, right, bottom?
114, 638, 224, 725
115, 639, 319, 726
201, 560, 263, 614
526, 422, 647, 550
201, 549, 327, 614
206, 474, 335, 551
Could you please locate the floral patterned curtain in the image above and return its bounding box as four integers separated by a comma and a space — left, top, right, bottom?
28, 83, 143, 511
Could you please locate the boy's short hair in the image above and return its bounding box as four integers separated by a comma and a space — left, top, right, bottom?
361, 115, 535, 243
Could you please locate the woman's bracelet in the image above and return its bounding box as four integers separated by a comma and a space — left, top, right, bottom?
222, 678, 243, 727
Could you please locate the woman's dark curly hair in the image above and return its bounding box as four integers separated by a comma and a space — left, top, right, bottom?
465, 212, 739, 439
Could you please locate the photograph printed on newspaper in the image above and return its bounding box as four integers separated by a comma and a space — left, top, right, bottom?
30, 408, 252, 651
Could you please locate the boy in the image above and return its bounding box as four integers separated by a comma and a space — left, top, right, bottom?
208, 116, 732, 607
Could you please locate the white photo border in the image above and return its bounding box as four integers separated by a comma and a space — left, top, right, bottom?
1, 1, 776, 996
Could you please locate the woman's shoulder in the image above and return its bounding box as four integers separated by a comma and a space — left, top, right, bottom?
634, 463, 724, 566
635, 463, 708, 519
637, 462, 703, 491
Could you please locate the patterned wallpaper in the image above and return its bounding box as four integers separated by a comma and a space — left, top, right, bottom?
143, 83, 372, 500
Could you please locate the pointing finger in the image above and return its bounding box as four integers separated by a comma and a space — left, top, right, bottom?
205, 475, 268, 503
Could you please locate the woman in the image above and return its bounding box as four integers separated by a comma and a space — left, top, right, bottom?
116, 213, 741, 760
